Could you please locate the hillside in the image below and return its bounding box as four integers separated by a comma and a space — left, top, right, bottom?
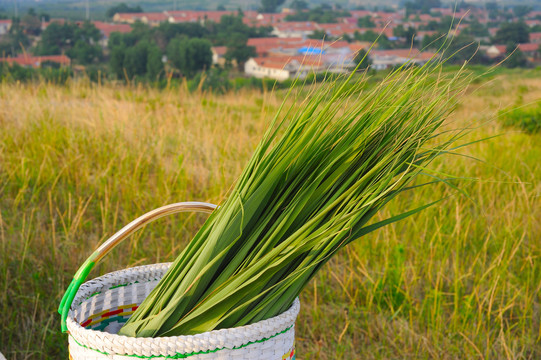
0, 70, 540, 358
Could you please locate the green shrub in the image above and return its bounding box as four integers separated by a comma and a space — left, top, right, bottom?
499, 104, 541, 134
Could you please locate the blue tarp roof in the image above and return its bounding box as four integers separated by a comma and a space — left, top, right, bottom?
298, 47, 324, 55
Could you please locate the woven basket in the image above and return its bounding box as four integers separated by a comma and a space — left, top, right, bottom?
59, 202, 300, 360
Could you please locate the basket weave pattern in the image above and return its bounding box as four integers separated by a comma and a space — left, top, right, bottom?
67, 263, 299, 360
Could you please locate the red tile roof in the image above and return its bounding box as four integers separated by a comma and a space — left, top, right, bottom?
348, 42, 371, 52
317, 23, 359, 37
518, 43, 540, 53
530, 32, 541, 42
409, 14, 431, 22
489, 44, 540, 55
1, 54, 71, 68
247, 37, 353, 57
212, 46, 227, 56
274, 21, 318, 32
252, 55, 324, 70
93, 21, 131, 38
527, 11, 541, 17
167, 10, 234, 23
491, 45, 507, 54
248, 37, 307, 56
525, 20, 541, 27
247, 37, 304, 46
244, 12, 288, 22
144, 13, 169, 22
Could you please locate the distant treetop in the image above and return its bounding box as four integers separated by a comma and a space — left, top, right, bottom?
260, 0, 286, 13
106, 3, 143, 19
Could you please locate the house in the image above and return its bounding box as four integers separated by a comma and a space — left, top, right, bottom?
166, 11, 199, 23
409, 14, 439, 23
245, 57, 292, 80
0, 54, 71, 68
211, 46, 227, 65
246, 38, 357, 72
0, 19, 12, 35
317, 23, 360, 38
272, 22, 318, 38
525, 20, 541, 28
243, 12, 288, 27
370, 49, 436, 70
486, 44, 539, 61
166, 10, 234, 24
348, 42, 371, 53
263, 39, 351, 58
486, 45, 506, 58
488, 27, 499, 37
529, 32, 541, 44
247, 37, 305, 56
92, 21, 132, 47
113, 12, 169, 26
245, 56, 324, 81
518, 43, 540, 61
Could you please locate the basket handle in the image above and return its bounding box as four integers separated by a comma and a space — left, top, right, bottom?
58, 201, 217, 333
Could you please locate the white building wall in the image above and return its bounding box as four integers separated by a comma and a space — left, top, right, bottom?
244, 58, 291, 81
0, 22, 11, 35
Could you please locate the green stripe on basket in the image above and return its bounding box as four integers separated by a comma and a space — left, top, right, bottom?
69, 325, 294, 359
90, 316, 130, 331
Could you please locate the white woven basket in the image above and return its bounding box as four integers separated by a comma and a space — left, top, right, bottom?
61, 202, 300, 360
67, 263, 300, 360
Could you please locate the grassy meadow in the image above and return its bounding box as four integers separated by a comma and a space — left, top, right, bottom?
0, 69, 540, 359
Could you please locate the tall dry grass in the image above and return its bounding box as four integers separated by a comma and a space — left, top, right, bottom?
0, 71, 539, 359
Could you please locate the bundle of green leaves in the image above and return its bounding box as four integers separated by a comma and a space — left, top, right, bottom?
118, 57, 470, 337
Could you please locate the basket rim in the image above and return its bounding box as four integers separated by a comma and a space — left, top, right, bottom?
67, 263, 300, 357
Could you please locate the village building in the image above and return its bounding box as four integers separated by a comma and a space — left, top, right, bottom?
0, 54, 71, 68
370, 49, 436, 70
317, 23, 360, 38
211, 46, 227, 65
530, 32, 541, 44
113, 12, 169, 26
517, 43, 540, 61
112, 10, 287, 27
244, 56, 324, 81
525, 20, 541, 28
244, 38, 371, 77
272, 22, 318, 38
486, 43, 540, 61
92, 21, 132, 47
166, 10, 233, 24
0, 19, 12, 35
247, 37, 306, 57
485, 45, 506, 58
243, 12, 288, 27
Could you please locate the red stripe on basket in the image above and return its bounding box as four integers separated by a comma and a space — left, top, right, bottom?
81, 305, 139, 328
102, 308, 123, 318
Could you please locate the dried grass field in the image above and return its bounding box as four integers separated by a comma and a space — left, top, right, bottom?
0, 70, 540, 359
